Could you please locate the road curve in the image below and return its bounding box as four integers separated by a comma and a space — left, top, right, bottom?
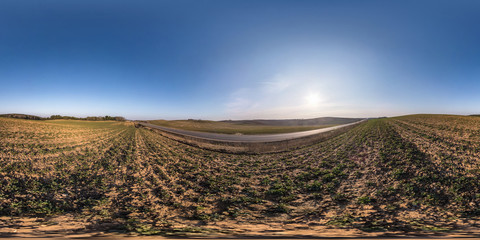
137, 120, 365, 143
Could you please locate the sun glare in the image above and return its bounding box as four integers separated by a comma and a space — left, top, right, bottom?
304, 92, 321, 108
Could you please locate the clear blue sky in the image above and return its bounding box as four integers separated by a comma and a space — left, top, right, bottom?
1, 0, 479, 120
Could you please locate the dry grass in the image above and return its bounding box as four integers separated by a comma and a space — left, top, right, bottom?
0, 115, 479, 237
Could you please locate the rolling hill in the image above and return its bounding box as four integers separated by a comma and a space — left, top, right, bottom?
147, 117, 363, 135
221, 116, 365, 126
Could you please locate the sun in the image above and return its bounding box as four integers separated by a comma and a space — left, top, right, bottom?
304, 92, 321, 108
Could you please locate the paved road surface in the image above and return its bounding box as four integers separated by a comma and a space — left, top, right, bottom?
137, 120, 365, 143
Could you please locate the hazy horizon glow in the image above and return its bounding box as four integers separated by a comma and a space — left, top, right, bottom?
1, 0, 480, 120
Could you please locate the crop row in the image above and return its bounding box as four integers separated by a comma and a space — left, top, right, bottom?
0, 116, 479, 233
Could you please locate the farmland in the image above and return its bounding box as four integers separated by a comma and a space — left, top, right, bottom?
1, 115, 480, 237
147, 119, 341, 135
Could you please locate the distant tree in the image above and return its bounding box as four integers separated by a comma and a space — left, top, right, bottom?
1, 114, 43, 120
46, 115, 126, 121
49, 115, 82, 120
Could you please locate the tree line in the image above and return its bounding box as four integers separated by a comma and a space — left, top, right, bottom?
50, 115, 126, 121
0, 114, 125, 121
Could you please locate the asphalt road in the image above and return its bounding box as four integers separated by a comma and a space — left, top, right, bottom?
137, 120, 365, 143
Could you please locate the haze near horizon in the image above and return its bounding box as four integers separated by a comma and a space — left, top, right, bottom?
1, 0, 479, 120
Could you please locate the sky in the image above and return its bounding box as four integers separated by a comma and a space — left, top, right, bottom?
1, 0, 480, 120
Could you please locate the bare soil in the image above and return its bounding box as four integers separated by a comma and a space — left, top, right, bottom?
1, 115, 480, 238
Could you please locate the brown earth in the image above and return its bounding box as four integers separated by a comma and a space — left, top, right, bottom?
1, 115, 480, 238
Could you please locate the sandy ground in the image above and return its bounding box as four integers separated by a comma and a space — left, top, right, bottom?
1, 215, 480, 239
